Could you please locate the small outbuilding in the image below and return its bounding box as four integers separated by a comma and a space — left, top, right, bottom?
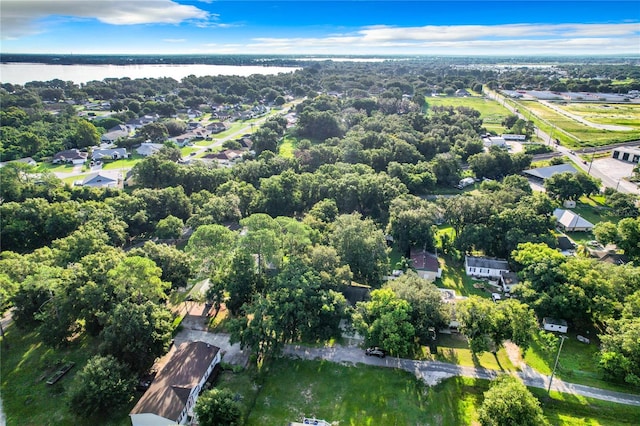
543, 317, 568, 333
553, 208, 594, 232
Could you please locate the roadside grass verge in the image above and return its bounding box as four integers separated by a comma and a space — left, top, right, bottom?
1, 328, 132, 426
425, 333, 517, 372
524, 330, 640, 395
560, 103, 640, 130
215, 359, 640, 426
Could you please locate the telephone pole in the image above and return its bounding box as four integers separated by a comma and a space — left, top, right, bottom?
547, 334, 568, 396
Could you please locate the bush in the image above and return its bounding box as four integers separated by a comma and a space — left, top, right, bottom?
68, 355, 135, 418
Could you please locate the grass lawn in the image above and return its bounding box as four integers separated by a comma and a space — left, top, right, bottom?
180, 146, 199, 156
36, 162, 76, 173
102, 154, 144, 170
437, 255, 490, 298
278, 134, 298, 158
524, 330, 640, 395
426, 333, 517, 372
563, 198, 622, 244
426, 95, 512, 134
216, 359, 640, 426
1, 328, 132, 426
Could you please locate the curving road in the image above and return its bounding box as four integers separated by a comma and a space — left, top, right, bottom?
282, 344, 640, 406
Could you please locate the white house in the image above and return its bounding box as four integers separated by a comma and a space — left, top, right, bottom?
465, 256, 510, 279
409, 248, 442, 281
543, 317, 568, 333
136, 143, 164, 157
92, 148, 128, 161
0, 157, 37, 168
553, 208, 594, 232
482, 136, 507, 149
130, 341, 221, 426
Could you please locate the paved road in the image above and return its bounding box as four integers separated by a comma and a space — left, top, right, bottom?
282, 344, 640, 406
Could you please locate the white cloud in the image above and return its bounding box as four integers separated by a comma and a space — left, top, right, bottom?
1, 0, 210, 39
242, 23, 640, 55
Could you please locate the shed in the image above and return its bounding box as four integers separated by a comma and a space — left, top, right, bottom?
543, 317, 568, 333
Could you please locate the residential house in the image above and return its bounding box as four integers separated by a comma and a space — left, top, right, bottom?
455, 89, 470, 97
498, 271, 519, 293
238, 137, 253, 150
52, 149, 88, 165
553, 208, 594, 232
78, 171, 119, 188
207, 122, 227, 134
0, 157, 37, 168
409, 248, 442, 281
136, 143, 164, 157
465, 256, 510, 279
203, 149, 244, 166
129, 341, 221, 426
522, 164, 578, 183
100, 124, 130, 144
543, 317, 568, 333
92, 148, 128, 161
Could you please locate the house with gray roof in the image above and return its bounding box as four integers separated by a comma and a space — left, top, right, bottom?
465, 256, 509, 279
100, 124, 130, 143
136, 143, 164, 157
522, 163, 578, 182
553, 208, 594, 232
78, 172, 119, 188
52, 149, 87, 165
92, 148, 128, 161
130, 341, 221, 426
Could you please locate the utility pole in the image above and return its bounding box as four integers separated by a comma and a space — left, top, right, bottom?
547, 334, 568, 396
588, 147, 596, 175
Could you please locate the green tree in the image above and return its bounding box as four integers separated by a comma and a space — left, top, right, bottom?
69, 355, 135, 418
478, 375, 548, 426
384, 271, 449, 343
353, 288, 416, 357
195, 388, 242, 426
154, 215, 184, 240
129, 242, 193, 289
99, 301, 173, 374
73, 119, 100, 148
330, 213, 389, 285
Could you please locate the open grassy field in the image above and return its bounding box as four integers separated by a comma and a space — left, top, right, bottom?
511, 100, 640, 148
1, 328, 132, 426
216, 358, 640, 426
426, 95, 513, 134
561, 103, 640, 130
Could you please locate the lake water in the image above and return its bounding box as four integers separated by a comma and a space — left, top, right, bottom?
0, 63, 301, 85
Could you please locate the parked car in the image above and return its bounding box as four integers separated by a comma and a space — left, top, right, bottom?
365, 347, 386, 358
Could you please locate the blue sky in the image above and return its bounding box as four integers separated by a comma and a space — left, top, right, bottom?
1, 1, 639, 55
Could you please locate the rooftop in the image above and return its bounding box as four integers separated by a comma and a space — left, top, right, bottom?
465, 256, 509, 270
130, 341, 220, 421
409, 249, 440, 272
523, 163, 578, 180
